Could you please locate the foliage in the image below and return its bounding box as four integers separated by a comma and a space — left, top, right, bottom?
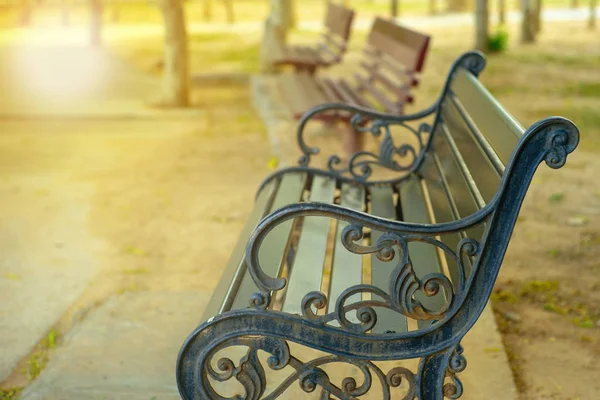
0, 388, 22, 400
487, 27, 509, 53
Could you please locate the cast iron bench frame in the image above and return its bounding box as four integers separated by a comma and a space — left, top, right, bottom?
177, 52, 579, 399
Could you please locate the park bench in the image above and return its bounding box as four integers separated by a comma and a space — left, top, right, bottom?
271, 2, 355, 75
177, 51, 579, 399
277, 17, 430, 121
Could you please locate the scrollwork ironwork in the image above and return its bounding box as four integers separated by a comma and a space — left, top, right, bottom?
442, 345, 467, 399
199, 335, 418, 400
299, 112, 431, 185
293, 227, 481, 333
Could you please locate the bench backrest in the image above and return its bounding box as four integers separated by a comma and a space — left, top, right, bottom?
354, 18, 431, 114
318, 3, 355, 61
419, 63, 525, 281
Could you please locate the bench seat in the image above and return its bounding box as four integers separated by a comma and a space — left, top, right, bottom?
177, 52, 579, 400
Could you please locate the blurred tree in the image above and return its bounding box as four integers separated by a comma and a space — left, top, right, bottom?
571, 0, 579, 7
90, 0, 103, 47
475, 0, 490, 51
521, 0, 536, 43
203, 0, 212, 21
20, 0, 32, 26
224, 0, 235, 23
159, 0, 190, 106
498, 0, 506, 24
590, 0, 597, 29
533, 0, 542, 32
391, 0, 399, 17
429, 0, 437, 15
61, 0, 70, 26
448, 0, 470, 12
260, 0, 295, 72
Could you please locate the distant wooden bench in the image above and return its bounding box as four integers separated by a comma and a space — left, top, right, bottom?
177, 51, 580, 399
271, 2, 355, 75
278, 18, 430, 121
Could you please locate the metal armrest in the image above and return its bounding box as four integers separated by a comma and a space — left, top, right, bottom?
294, 102, 438, 185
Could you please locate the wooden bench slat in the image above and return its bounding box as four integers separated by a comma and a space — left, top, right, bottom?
432, 128, 486, 225
367, 18, 431, 73
201, 179, 279, 320
277, 73, 330, 118
230, 173, 307, 311
418, 155, 465, 287
398, 176, 448, 328
450, 68, 525, 166
328, 184, 365, 321
335, 78, 372, 108
369, 185, 408, 333
354, 73, 400, 113
441, 98, 502, 203
324, 2, 355, 41
282, 176, 337, 314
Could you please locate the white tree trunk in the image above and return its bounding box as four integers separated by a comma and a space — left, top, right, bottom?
90, 0, 103, 47
590, 0, 597, 29
475, 0, 489, 51
159, 0, 190, 107
521, 0, 536, 43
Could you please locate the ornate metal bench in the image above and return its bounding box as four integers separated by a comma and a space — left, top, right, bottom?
177, 52, 579, 399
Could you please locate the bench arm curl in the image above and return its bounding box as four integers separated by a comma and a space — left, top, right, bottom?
245, 201, 491, 326
295, 102, 438, 181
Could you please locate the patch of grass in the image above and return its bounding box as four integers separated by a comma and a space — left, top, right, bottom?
491, 289, 518, 304
513, 52, 600, 69
521, 280, 560, 296
0, 388, 22, 400
120, 267, 149, 275
24, 329, 59, 381
562, 82, 600, 98
572, 316, 595, 329
548, 192, 564, 204
543, 302, 569, 315
547, 248, 560, 257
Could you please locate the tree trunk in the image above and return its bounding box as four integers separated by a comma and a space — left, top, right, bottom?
159, 0, 190, 107
498, 0, 506, 24
429, 0, 436, 15
521, 0, 536, 43
260, 0, 295, 73
20, 0, 32, 26
391, 0, 399, 17
90, 0, 103, 47
203, 0, 212, 21
447, 0, 469, 12
590, 0, 597, 29
61, 0, 69, 26
533, 0, 542, 32
570, 0, 579, 8
223, 0, 235, 24
475, 0, 489, 52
